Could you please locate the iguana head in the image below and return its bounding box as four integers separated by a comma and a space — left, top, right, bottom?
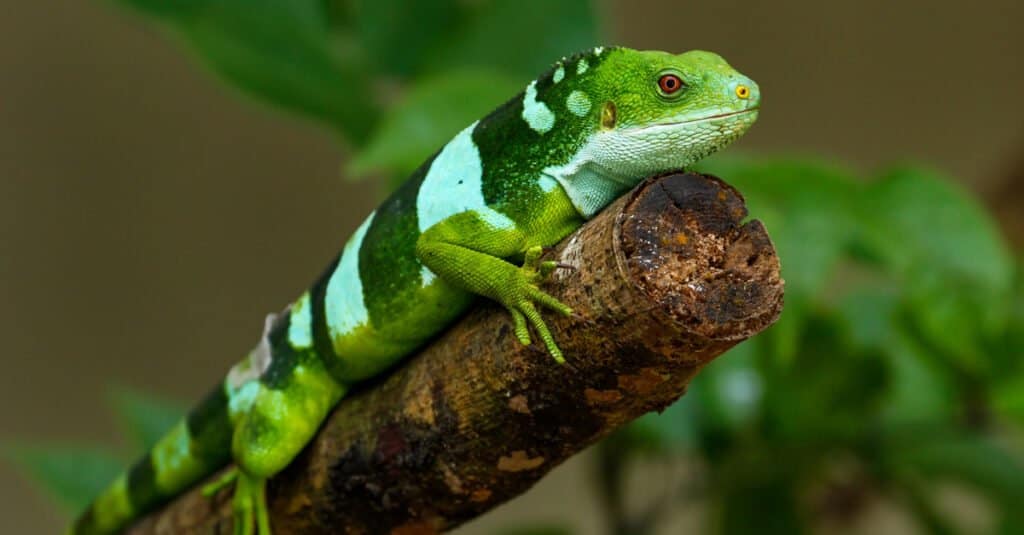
537, 47, 760, 216
596, 48, 759, 161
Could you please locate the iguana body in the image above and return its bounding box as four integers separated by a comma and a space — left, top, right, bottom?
72, 47, 759, 534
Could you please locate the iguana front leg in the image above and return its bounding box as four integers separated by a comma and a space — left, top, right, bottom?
416, 211, 572, 362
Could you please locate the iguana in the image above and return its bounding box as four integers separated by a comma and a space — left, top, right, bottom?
71, 47, 760, 534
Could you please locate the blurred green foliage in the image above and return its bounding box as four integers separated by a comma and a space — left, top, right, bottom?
347, 69, 523, 181
114, 0, 599, 165
107, 387, 187, 451
6, 388, 184, 513
597, 158, 1024, 534
5, 444, 124, 514
9, 1, 1023, 534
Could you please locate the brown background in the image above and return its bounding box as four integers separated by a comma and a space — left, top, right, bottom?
2, 0, 1022, 533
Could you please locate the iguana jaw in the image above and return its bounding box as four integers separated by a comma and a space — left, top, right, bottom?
631, 107, 760, 133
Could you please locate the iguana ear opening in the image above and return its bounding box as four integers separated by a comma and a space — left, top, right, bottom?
601, 101, 617, 130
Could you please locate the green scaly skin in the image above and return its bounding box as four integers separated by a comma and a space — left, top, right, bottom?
70, 47, 760, 534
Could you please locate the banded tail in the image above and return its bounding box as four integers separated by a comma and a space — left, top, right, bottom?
69, 383, 234, 535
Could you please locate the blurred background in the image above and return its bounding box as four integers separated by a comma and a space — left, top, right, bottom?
2, 0, 1023, 533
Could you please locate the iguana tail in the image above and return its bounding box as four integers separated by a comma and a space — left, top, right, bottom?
69, 383, 234, 535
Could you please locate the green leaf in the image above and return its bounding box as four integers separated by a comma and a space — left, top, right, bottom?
999, 509, 1024, 535
348, 70, 523, 180
854, 167, 1013, 378
999, 261, 1024, 376
836, 285, 900, 350
992, 266, 1024, 422
616, 392, 700, 455
898, 474, 958, 535
694, 340, 764, 433
426, 0, 601, 78
714, 477, 804, 535
4, 444, 123, 513
902, 271, 999, 375
353, 0, 464, 78
760, 296, 806, 365
992, 372, 1024, 425
757, 313, 891, 443
889, 432, 1024, 512
117, 0, 378, 142
858, 166, 1012, 293
880, 328, 958, 426
834, 286, 958, 425
862, 169, 1010, 332
108, 388, 185, 451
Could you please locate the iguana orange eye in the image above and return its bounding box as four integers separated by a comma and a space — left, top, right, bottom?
658, 74, 684, 95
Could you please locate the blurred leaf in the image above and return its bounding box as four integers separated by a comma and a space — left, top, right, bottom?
836, 285, 899, 350
857, 167, 1012, 372
354, 0, 464, 78
108, 388, 185, 451
902, 271, 998, 375
615, 390, 700, 457
761, 315, 888, 442
999, 510, 1024, 535
898, 475, 958, 535
1000, 261, 1024, 373
714, 477, 804, 535
322, 0, 355, 29
992, 266, 1024, 421
858, 166, 1012, 294
694, 340, 763, 434
993, 373, 1024, 425
836, 285, 958, 424
427, 0, 600, 78
833, 287, 949, 424
760, 295, 805, 365
889, 432, 1024, 513
349, 70, 522, 180
4, 444, 123, 513
117, 0, 378, 142
881, 329, 958, 426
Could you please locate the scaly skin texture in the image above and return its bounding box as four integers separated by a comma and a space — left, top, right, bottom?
71, 47, 760, 535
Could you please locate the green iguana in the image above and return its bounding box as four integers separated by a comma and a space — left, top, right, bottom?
71, 47, 760, 534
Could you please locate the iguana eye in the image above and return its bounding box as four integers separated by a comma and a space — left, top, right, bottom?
657, 74, 684, 96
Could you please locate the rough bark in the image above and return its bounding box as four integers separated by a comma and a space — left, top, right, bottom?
128, 171, 784, 535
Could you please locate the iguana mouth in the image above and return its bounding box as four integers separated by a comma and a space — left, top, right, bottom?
654, 107, 760, 128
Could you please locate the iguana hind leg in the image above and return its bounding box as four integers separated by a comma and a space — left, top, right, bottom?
221, 352, 347, 534
230, 471, 269, 535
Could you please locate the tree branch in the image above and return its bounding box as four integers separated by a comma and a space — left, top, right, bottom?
127, 171, 784, 534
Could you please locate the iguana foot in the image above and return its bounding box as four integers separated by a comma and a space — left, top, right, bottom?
232, 471, 271, 535
201, 467, 238, 497
200, 467, 270, 534
506, 245, 573, 363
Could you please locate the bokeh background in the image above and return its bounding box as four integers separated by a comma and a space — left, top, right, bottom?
2, 1, 1023, 533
